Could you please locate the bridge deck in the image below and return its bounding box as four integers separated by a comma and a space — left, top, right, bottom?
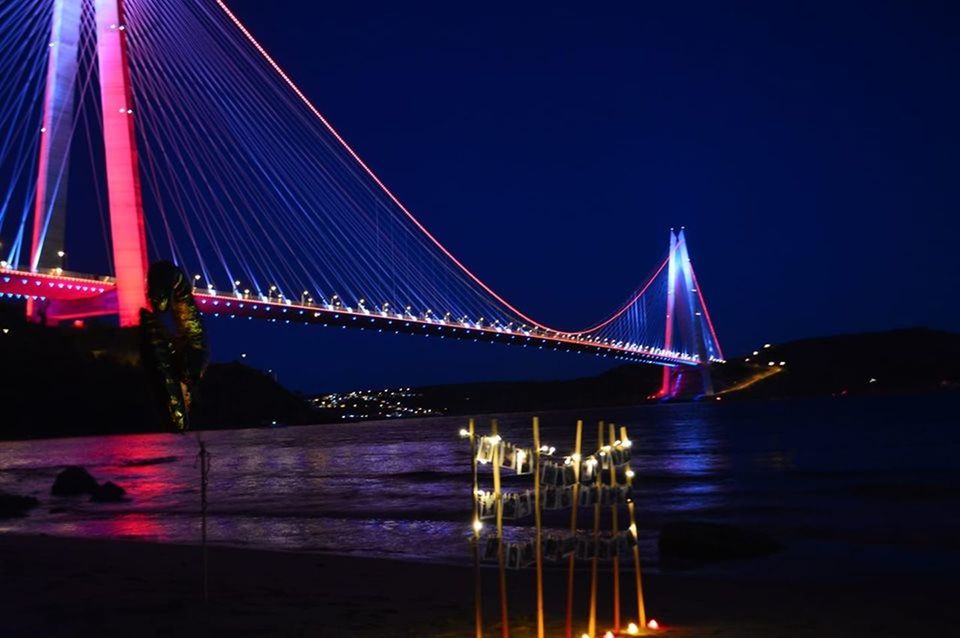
0, 267, 702, 367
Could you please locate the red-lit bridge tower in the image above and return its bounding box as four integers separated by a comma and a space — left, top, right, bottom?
28, 0, 147, 327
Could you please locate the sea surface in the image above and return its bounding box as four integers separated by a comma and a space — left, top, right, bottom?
2, 396, 958, 576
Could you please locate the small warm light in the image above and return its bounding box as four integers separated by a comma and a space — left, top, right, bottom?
763, 343, 771, 348
779, 361, 786, 366
752, 350, 759, 355
768, 361, 775, 366
625, 469, 635, 479
581, 634, 591, 638
604, 632, 615, 638
459, 428, 470, 438
648, 619, 660, 630
472, 519, 483, 533
627, 622, 640, 635
629, 522, 638, 536
56, 250, 65, 258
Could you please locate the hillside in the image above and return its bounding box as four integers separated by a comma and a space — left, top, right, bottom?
0, 306, 314, 439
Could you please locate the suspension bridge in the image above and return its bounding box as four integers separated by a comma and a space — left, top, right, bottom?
0, 0, 724, 398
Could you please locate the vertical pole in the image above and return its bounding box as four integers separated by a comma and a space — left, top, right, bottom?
677, 229, 715, 396
608, 423, 620, 634
621, 426, 646, 629
470, 418, 483, 638
565, 419, 583, 638
95, 0, 148, 327
27, 0, 81, 322
533, 417, 544, 638
587, 421, 603, 638
491, 419, 509, 638
659, 230, 679, 398
199, 440, 209, 603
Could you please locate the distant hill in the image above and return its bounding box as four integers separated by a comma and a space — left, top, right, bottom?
1, 297, 957, 437
311, 328, 960, 420
713, 328, 960, 399
0, 306, 314, 439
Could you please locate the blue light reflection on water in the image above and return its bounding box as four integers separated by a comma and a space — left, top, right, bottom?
0, 395, 958, 568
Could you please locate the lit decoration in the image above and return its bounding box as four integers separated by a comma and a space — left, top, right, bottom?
648, 619, 660, 630
604, 632, 615, 638
627, 622, 640, 635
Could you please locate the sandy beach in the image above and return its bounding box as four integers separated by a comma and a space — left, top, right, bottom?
0, 533, 954, 637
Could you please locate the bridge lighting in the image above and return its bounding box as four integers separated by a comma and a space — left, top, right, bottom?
0, 261, 6, 269
752, 350, 759, 355
234, 280, 241, 287
763, 343, 771, 348
779, 361, 786, 366
768, 361, 775, 366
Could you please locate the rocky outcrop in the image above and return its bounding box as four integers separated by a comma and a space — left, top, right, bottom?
0, 493, 39, 518
90, 481, 127, 503
51, 466, 99, 496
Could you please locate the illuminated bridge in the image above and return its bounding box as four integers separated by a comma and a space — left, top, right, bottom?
0, 0, 724, 397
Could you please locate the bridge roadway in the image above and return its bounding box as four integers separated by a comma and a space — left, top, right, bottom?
0, 267, 705, 367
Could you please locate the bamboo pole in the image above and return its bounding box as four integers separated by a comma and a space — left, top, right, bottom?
470, 418, 483, 638
533, 416, 544, 638
587, 421, 603, 638
621, 425, 646, 630
492, 419, 509, 637
565, 420, 583, 638
609, 423, 620, 634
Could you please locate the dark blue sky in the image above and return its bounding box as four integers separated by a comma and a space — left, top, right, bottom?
193, 1, 956, 392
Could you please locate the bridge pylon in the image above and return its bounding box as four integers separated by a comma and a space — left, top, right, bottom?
657, 229, 715, 399
28, 0, 147, 327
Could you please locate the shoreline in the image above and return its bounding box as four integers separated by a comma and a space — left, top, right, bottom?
1, 533, 955, 637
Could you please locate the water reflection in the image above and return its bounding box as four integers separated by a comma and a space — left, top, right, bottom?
0, 397, 956, 566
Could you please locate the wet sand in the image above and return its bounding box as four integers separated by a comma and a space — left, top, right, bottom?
0, 533, 955, 637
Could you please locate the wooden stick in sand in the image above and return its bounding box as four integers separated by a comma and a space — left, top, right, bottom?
609, 423, 620, 634
565, 420, 583, 638
587, 421, 603, 637
533, 416, 545, 638
469, 418, 483, 638
491, 419, 509, 637
621, 425, 647, 630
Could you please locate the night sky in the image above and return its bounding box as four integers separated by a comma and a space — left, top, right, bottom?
86, 1, 960, 391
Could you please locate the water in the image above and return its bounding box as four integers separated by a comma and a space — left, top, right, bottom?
1, 396, 958, 574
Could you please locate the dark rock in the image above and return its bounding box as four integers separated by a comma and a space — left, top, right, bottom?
0, 493, 39, 518
659, 521, 783, 563
90, 481, 127, 503
51, 466, 100, 496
